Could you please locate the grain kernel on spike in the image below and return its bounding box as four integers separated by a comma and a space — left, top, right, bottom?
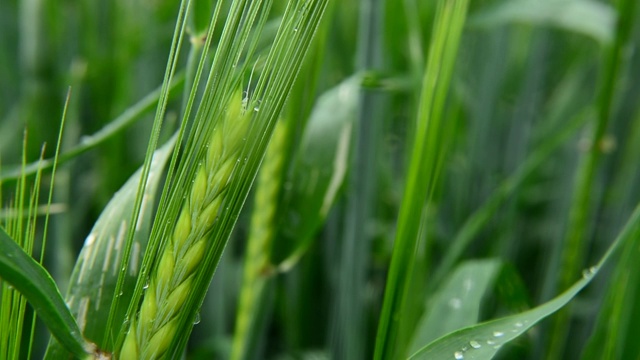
180, 240, 206, 275
172, 208, 192, 252
190, 168, 208, 211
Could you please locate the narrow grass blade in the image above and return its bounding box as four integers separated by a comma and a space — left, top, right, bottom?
374, 0, 469, 358
0, 227, 94, 358
409, 202, 640, 360
43, 137, 176, 358
582, 115, 640, 358
0, 75, 184, 182
468, 0, 616, 45
582, 218, 640, 359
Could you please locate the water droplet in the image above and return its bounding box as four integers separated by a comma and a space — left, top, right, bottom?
463, 278, 473, 291
515, 321, 523, 327
487, 339, 496, 345
493, 331, 504, 337
470, 340, 481, 349
293, 27, 298, 32
193, 312, 201, 325
143, 283, 149, 290
254, 106, 260, 112
454, 351, 464, 359
449, 298, 462, 309
582, 266, 597, 279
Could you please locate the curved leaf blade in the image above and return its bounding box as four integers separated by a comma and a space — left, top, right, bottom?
409, 203, 640, 359
409, 260, 502, 354
44, 137, 176, 358
0, 227, 93, 358
0, 75, 184, 182
276, 76, 358, 265
468, 0, 616, 45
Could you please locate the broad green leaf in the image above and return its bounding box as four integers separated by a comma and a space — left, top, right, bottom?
409, 260, 531, 355
0, 227, 93, 358
409, 260, 502, 354
468, 0, 616, 45
409, 202, 640, 360
275, 76, 358, 266
44, 137, 176, 358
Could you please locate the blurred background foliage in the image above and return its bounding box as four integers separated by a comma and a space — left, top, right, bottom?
1, 0, 640, 358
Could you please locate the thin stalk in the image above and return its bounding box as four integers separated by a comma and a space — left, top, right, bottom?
373, 1, 468, 358
331, 0, 382, 357
27, 88, 70, 358
106, 0, 192, 347
546, 0, 636, 357
0, 76, 185, 182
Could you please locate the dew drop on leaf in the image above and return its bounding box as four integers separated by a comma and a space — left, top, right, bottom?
454, 351, 464, 359
448, 297, 462, 309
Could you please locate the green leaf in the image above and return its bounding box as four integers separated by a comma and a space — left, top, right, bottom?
44, 136, 176, 358
374, 0, 469, 358
582, 202, 640, 359
408, 202, 640, 359
468, 0, 616, 45
276, 76, 358, 266
409, 260, 502, 354
0, 227, 93, 358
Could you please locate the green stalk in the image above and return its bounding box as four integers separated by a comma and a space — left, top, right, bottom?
373, 1, 468, 358
331, 0, 382, 357
546, 0, 636, 357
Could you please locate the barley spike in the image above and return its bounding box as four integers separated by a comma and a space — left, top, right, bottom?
120, 92, 250, 359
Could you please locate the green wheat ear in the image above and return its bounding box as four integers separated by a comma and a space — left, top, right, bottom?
121, 91, 250, 360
